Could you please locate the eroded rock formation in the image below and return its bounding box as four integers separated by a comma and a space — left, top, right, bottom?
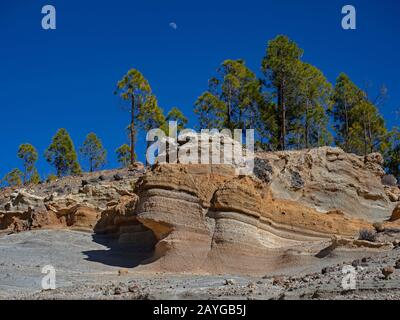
255, 147, 398, 221
1, 148, 399, 275
133, 162, 374, 274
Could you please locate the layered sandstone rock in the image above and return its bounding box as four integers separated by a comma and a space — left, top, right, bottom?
133, 163, 373, 274
130, 147, 399, 274
390, 204, 400, 222
254, 147, 396, 221
0, 148, 399, 275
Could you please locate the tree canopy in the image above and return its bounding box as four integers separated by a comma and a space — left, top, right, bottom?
45, 128, 81, 177
115, 68, 152, 165
17, 143, 39, 184
80, 133, 107, 172
116, 144, 132, 168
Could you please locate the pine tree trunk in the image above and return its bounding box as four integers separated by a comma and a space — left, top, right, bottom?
23, 167, 27, 185
305, 100, 310, 149
363, 114, 368, 156
227, 87, 232, 129
130, 95, 135, 166
344, 102, 349, 152
367, 115, 373, 153
279, 83, 286, 150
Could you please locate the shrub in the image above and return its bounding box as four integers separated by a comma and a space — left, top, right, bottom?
46, 174, 58, 183
358, 229, 377, 242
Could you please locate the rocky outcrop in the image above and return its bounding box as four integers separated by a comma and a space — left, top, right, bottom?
133, 163, 372, 274
129, 147, 399, 274
0, 149, 399, 275
0, 167, 143, 233
390, 204, 400, 222
254, 147, 396, 221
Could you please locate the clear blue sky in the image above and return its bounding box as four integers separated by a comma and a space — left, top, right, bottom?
1, 0, 399, 178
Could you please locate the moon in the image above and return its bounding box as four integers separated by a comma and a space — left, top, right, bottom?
169, 22, 177, 30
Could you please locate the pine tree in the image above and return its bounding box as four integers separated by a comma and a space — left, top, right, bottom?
137, 95, 166, 133
165, 107, 188, 131
348, 100, 388, 155
256, 94, 279, 150
194, 92, 226, 129
161, 107, 188, 135
116, 144, 132, 168
2, 168, 23, 187
261, 35, 304, 150
17, 143, 39, 184
29, 169, 41, 184
331, 74, 388, 155
80, 133, 107, 172
330, 73, 365, 152
290, 62, 333, 149
115, 69, 152, 165
194, 59, 262, 130
386, 129, 400, 180
45, 128, 81, 177
136, 95, 166, 165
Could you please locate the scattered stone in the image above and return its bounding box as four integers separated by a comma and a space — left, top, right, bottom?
365, 152, 384, 165
387, 191, 399, 202
361, 257, 369, 263
114, 287, 122, 295
224, 279, 236, 286
277, 293, 285, 300
129, 162, 145, 172
351, 259, 361, 267
118, 269, 129, 276
382, 266, 395, 280
247, 282, 257, 289
54, 187, 64, 194
321, 266, 336, 274
128, 285, 139, 293
373, 222, 385, 233
81, 180, 89, 187
272, 276, 285, 286
382, 174, 398, 187
390, 204, 400, 222
113, 174, 123, 181
311, 290, 321, 299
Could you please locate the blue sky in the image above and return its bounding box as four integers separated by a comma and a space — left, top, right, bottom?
0, 0, 399, 178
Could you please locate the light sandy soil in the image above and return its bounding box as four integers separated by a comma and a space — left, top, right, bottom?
1, 229, 400, 300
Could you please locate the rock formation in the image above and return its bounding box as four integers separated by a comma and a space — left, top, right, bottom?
133, 162, 372, 274
1, 148, 399, 275
255, 147, 398, 221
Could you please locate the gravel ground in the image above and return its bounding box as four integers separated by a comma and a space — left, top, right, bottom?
1, 230, 400, 300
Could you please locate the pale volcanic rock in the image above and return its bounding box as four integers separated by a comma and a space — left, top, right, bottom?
133, 162, 373, 275
390, 204, 400, 222
1, 148, 399, 276
254, 147, 395, 221
0, 169, 141, 233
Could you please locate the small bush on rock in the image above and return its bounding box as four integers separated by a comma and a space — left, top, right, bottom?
358, 229, 377, 242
